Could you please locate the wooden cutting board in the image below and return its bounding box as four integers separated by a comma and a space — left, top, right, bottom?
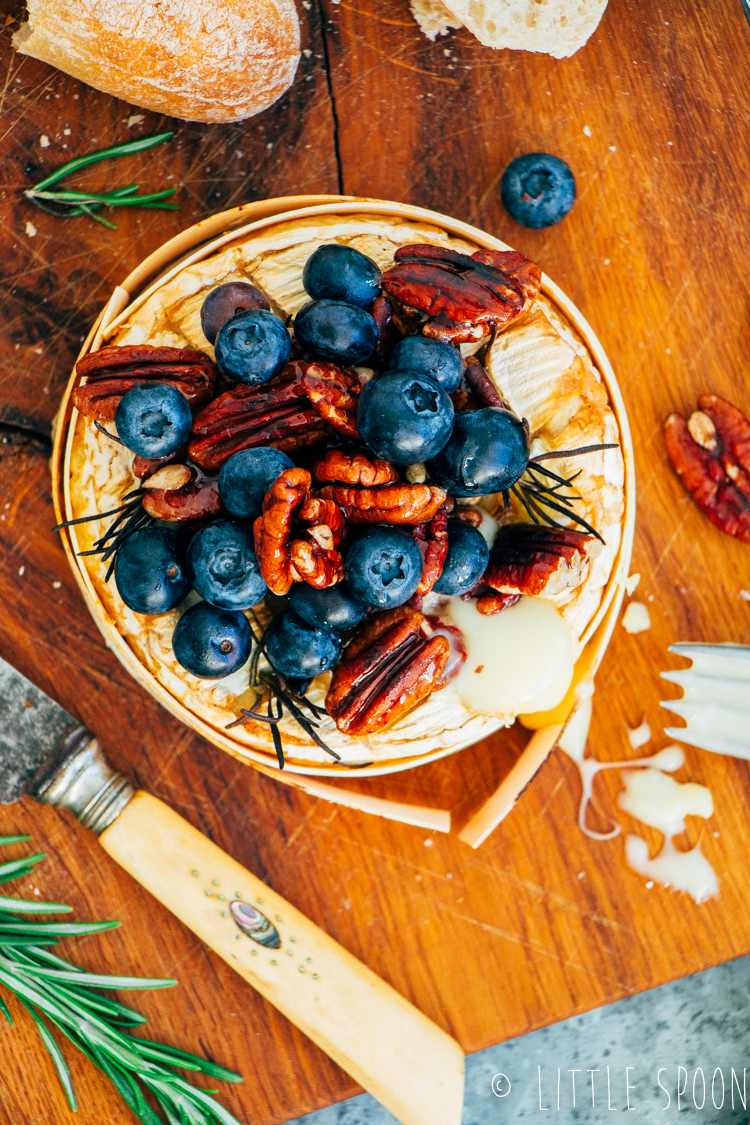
1, 1, 750, 1122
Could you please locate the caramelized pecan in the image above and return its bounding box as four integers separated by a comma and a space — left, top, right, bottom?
73, 345, 217, 422
664, 393, 750, 542
476, 592, 521, 615
290, 497, 346, 589
412, 503, 449, 595
483, 524, 600, 596
302, 362, 362, 441
316, 482, 447, 524
326, 607, 449, 735
312, 448, 398, 487
463, 359, 503, 408
253, 468, 345, 594
370, 294, 403, 361
132, 449, 188, 479
381, 244, 542, 345
142, 478, 222, 522
189, 362, 328, 473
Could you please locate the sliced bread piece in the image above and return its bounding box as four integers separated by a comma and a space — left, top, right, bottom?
414, 0, 608, 58
409, 0, 464, 41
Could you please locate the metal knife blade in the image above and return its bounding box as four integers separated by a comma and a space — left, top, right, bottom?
0, 654, 85, 804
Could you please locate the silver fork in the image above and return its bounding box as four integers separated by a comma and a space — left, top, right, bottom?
660, 643, 750, 760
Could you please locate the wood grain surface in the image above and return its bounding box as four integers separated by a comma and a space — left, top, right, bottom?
1, 1, 750, 1123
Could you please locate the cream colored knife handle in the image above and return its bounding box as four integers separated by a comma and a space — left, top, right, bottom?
97, 791, 463, 1125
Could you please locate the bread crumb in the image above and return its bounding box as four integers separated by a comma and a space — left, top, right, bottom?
18, 566, 24, 577
624, 573, 641, 595
583, 125, 592, 136
609, 145, 617, 151
127, 114, 145, 128
622, 601, 650, 634
627, 719, 651, 750
740, 590, 750, 602
39, 134, 49, 148
25, 221, 37, 237
52, 580, 62, 589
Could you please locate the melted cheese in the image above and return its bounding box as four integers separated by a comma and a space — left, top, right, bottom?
444, 596, 574, 719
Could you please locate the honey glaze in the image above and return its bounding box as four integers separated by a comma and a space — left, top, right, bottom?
559, 705, 718, 904
441, 595, 574, 720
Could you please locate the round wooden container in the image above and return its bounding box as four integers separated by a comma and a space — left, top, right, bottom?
51, 196, 636, 788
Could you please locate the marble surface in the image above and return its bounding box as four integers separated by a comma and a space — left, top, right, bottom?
286, 955, 750, 1124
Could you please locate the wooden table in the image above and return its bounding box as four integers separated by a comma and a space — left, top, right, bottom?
1, 1, 750, 1122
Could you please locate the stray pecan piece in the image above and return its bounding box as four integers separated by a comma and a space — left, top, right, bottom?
412, 503, 450, 595
74, 345, 217, 422
312, 448, 398, 487
253, 468, 345, 594
189, 362, 328, 473
326, 607, 449, 735
302, 362, 362, 441
664, 393, 750, 542
483, 524, 601, 597
463, 359, 503, 408
142, 478, 222, 522
476, 592, 521, 615
381, 244, 542, 345
316, 482, 447, 524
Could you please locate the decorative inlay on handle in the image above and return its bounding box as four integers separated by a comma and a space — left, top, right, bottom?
230, 900, 282, 949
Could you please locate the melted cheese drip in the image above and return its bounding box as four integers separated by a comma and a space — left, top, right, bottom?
560, 705, 718, 904
445, 596, 574, 719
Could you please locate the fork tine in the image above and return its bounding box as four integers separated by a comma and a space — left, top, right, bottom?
661, 642, 750, 759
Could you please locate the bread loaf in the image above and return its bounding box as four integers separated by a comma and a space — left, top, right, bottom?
409, 0, 608, 57
13, 0, 300, 124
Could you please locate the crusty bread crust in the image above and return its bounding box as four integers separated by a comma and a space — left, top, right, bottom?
13, 0, 300, 123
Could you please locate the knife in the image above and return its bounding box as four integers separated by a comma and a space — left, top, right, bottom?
0, 655, 464, 1125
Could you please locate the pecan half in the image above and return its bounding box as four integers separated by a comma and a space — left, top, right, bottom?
370, 294, 403, 361
412, 503, 449, 595
302, 362, 362, 441
312, 448, 398, 487
142, 478, 222, 522
381, 244, 542, 345
483, 524, 600, 597
326, 607, 449, 735
73, 345, 217, 422
316, 482, 446, 524
253, 468, 345, 594
189, 362, 329, 473
664, 393, 750, 542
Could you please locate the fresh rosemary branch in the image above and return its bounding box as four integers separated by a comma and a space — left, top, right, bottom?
25, 132, 178, 229
0, 835, 243, 1123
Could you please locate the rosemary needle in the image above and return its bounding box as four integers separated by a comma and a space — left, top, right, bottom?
0, 837, 243, 1122
25, 131, 178, 229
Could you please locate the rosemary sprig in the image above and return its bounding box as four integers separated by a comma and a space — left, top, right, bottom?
25, 132, 178, 229
0, 835, 243, 1123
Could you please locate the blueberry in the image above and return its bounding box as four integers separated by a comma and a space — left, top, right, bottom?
500, 153, 576, 229
428, 407, 530, 497
344, 526, 423, 609
115, 382, 192, 459
201, 282, 270, 345
303, 244, 382, 309
172, 601, 252, 679
114, 525, 190, 615
215, 309, 292, 385
265, 611, 341, 679
289, 582, 368, 632
357, 371, 454, 465
187, 521, 267, 610
294, 299, 378, 365
433, 520, 490, 595
218, 447, 294, 521
388, 337, 464, 393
